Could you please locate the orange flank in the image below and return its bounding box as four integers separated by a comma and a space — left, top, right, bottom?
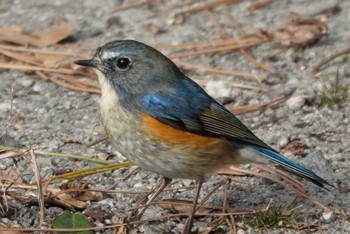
142, 114, 221, 148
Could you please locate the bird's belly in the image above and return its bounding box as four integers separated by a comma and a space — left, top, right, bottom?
116, 136, 236, 179
135, 143, 236, 179
100, 105, 236, 179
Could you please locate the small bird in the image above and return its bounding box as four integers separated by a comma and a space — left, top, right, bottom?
75, 40, 329, 233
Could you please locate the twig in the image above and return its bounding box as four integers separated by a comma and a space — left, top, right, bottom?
168, 40, 263, 59
0, 145, 111, 165
0, 62, 84, 75
240, 48, 274, 72
175, 60, 267, 81
0, 207, 260, 233
35, 71, 100, 94
246, 0, 274, 12
312, 47, 350, 74
220, 166, 332, 211
228, 95, 288, 115
204, 9, 231, 39
223, 6, 244, 36
194, 78, 265, 91
198, 180, 227, 209
0, 49, 42, 66
149, 0, 197, 18
0, 44, 91, 57
29, 149, 45, 230
46, 161, 133, 184
85, 137, 108, 147
155, 38, 259, 50
111, 0, 152, 13
54, 73, 100, 88
51, 74, 101, 94
174, 0, 244, 16
50, 78, 101, 93
223, 8, 274, 73
252, 163, 307, 193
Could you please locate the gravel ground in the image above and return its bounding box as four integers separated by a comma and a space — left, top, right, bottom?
0, 0, 349, 233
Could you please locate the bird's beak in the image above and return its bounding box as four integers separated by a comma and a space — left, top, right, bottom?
74, 58, 98, 68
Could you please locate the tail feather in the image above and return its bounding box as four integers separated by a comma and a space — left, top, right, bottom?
250, 146, 330, 188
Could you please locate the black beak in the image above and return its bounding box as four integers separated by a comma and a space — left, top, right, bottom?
74, 59, 97, 68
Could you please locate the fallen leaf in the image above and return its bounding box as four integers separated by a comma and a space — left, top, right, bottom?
52, 212, 93, 234
0, 22, 75, 47
0, 168, 23, 184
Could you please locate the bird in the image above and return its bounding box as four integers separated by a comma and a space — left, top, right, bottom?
75, 40, 329, 233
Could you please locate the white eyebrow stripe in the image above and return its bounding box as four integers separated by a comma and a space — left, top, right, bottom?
101, 51, 120, 60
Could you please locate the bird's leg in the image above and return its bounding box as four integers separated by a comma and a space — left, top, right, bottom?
183, 178, 203, 234
133, 177, 172, 220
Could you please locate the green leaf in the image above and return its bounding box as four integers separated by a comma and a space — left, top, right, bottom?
52, 212, 93, 234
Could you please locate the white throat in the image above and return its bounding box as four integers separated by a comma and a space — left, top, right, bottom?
95, 69, 119, 109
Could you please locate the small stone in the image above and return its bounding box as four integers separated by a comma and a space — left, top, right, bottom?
97, 152, 109, 160
0, 102, 12, 112
0, 134, 23, 147
286, 95, 305, 109
63, 101, 71, 109
206, 80, 232, 99
32, 82, 47, 92
278, 137, 288, 148
1, 218, 11, 224
17, 78, 33, 87
322, 211, 334, 223
182, 179, 192, 187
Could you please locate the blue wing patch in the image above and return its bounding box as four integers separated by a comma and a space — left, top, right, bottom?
141, 78, 271, 149
141, 79, 211, 131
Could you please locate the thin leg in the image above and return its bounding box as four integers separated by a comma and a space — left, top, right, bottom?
183, 178, 203, 234
134, 177, 172, 220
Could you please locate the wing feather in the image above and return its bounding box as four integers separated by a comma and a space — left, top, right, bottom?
141, 79, 273, 150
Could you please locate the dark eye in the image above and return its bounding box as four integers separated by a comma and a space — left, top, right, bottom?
116, 57, 132, 71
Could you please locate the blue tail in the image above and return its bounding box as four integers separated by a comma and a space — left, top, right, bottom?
250, 146, 329, 188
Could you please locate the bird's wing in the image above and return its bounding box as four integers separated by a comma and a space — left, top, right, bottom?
141, 79, 330, 188
141, 79, 272, 150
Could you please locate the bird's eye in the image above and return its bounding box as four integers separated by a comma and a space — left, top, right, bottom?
116, 57, 132, 71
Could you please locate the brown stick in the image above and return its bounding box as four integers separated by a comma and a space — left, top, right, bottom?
174, 0, 245, 16
312, 47, 350, 74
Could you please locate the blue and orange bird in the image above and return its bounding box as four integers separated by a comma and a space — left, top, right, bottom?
75, 40, 329, 233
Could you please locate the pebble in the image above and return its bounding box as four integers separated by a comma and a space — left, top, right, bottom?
17, 78, 33, 87
0, 102, 12, 112
322, 211, 334, 223
278, 137, 288, 148
286, 95, 305, 109
32, 82, 48, 92
206, 80, 233, 98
